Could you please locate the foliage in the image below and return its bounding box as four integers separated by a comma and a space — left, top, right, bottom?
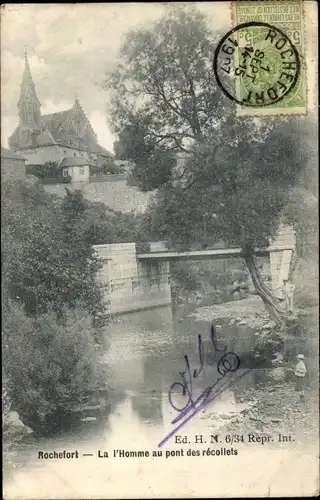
26, 161, 63, 180
283, 187, 318, 259
145, 119, 308, 249
103, 163, 125, 175
2, 300, 108, 434
62, 192, 150, 245
113, 139, 126, 160
170, 263, 200, 293
2, 181, 106, 322
108, 5, 309, 246
127, 170, 139, 187
107, 5, 312, 325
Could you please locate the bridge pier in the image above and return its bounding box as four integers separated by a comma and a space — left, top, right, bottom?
93, 242, 172, 315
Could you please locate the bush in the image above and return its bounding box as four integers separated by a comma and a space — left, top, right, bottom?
126, 171, 138, 186
103, 163, 123, 175
26, 161, 61, 180
2, 301, 108, 435
2, 182, 106, 322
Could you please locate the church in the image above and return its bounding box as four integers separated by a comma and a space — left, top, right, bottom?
9, 52, 114, 175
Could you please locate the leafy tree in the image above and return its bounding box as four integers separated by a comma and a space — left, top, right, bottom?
26, 161, 60, 179
113, 139, 126, 160
107, 5, 311, 326
2, 300, 109, 434
60, 190, 150, 246
2, 181, 106, 323
283, 186, 318, 260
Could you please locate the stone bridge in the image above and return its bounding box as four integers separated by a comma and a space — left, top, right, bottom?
94, 225, 296, 315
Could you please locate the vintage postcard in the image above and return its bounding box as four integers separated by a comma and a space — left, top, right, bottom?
2, 2, 319, 498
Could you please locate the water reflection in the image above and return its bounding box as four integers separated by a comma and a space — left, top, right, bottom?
5, 304, 259, 491
103, 305, 258, 432
130, 392, 163, 426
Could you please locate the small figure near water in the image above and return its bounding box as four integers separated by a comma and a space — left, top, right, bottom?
275, 278, 296, 313
294, 354, 307, 401
282, 279, 295, 313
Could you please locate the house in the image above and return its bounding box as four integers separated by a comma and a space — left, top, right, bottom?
58, 156, 90, 184
1, 147, 26, 182
8, 51, 114, 173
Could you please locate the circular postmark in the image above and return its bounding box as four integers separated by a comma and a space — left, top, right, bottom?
213, 22, 300, 107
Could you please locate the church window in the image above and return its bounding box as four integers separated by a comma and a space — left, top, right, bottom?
63, 168, 69, 177
80, 168, 85, 175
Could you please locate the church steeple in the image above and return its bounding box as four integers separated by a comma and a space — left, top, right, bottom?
18, 50, 41, 128
73, 93, 82, 111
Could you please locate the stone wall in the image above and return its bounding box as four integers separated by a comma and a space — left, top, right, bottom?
270, 224, 296, 295
44, 178, 152, 213
1, 157, 26, 182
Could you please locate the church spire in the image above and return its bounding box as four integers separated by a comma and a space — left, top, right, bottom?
18, 50, 41, 127
73, 93, 82, 110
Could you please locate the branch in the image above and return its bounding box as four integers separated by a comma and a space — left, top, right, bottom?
187, 76, 203, 140
148, 131, 192, 152
156, 81, 185, 119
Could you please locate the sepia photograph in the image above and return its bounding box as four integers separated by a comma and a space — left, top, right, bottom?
1, 2, 319, 498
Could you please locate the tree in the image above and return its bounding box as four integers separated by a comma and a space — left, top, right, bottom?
61, 190, 149, 246
26, 161, 60, 179
107, 5, 311, 326
2, 181, 106, 324
2, 300, 108, 434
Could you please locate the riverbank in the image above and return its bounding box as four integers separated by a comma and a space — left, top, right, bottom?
192, 291, 319, 448
221, 378, 319, 447
191, 295, 270, 329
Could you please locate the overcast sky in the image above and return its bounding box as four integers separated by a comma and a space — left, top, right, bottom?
1, 3, 230, 153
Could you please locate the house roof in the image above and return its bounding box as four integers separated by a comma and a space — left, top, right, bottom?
1, 147, 26, 161
59, 156, 89, 169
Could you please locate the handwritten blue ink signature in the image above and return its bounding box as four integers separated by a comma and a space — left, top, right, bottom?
158, 324, 250, 448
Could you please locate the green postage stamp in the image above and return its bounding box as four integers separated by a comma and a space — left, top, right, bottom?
230, 1, 306, 116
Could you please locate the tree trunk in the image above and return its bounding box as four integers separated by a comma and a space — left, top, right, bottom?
243, 251, 286, 329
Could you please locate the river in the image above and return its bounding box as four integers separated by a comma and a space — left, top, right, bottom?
4, 303, 318, 498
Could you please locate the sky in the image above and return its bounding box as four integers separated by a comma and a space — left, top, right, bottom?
1, 3, 230, 153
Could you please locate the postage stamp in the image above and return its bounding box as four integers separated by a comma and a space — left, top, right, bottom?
223, 1, 306, 116
213, 21, 301, 110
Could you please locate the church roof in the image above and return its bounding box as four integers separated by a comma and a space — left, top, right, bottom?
9, 53, 114, 158
35, 129, 56, 146
39, 108, 114, 156
40, 108, 89, 150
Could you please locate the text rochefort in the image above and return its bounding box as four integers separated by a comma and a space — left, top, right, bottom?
38, 450, 79, 459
